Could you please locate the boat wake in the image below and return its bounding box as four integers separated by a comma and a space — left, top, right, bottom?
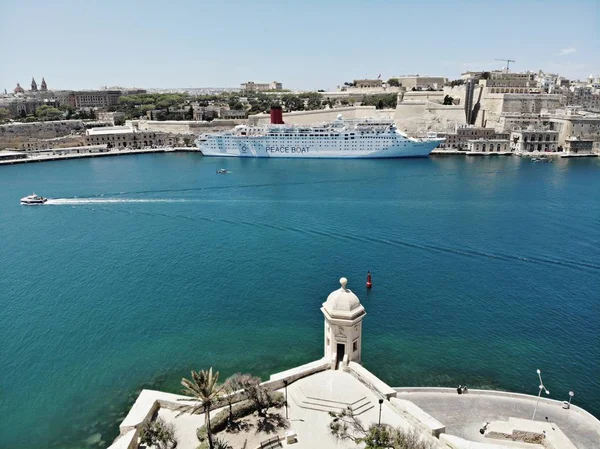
46, 198, 195, 205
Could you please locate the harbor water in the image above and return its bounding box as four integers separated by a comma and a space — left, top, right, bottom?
1, 153, 599, 448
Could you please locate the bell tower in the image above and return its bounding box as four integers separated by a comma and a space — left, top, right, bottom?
31, 77, 38, 92
321, 277, 366, 368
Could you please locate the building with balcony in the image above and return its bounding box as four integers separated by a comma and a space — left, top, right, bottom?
510, 130, 559, 153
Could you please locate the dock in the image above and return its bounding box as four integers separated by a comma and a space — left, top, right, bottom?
0, 147, 201, 166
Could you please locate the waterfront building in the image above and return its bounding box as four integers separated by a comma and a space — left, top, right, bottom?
510, 129, 559, 152
563, 137, 595, 155
436, 125, 505, 150
240, 81, 282, 92
550, 113, 600, 151
466, 138, 511, 153
85, 126, 174, 148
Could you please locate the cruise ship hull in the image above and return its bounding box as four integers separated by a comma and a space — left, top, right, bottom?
199, 140, 440, 158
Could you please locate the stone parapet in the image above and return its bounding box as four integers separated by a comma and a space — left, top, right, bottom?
346, 362, 396, 400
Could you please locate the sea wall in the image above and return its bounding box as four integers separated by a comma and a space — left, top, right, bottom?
0, 120, 86, 149
129, 119, 244, 134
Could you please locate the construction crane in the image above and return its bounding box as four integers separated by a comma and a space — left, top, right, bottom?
495, 58, 515, 73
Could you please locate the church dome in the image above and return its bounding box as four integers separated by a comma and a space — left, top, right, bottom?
322, 278, 365, 319
14, 83, 24, 94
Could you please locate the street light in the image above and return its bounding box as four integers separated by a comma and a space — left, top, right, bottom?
378, 399, 384, 426
567, 391, 575, 409
283, 380, 289, 419
531, 369, 550, 421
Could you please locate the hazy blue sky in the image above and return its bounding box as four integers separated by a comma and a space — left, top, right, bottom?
1, 0, 598, 91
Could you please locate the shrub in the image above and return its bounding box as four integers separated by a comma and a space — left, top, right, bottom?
196, 391, 285, 441
140, 418, 176, 449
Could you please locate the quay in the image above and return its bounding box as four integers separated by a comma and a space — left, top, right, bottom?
0, 146, 200, 166
108, 278, 600, 449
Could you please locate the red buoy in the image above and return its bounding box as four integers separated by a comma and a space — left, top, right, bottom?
366, 271, 372, 289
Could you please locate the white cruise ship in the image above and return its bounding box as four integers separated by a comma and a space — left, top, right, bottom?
197, 112, 443, 159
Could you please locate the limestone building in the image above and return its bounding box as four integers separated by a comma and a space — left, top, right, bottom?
510, 130, 559, 153
240, 81, 282, 92
436, 125, 508, 150
466, 139, 510, 153
396, 75, 446, 90
550, 113, 600, 150
321, 278, 366, 367
563, 137, 595, 155
68, 90, 122, 108
353, 79, 383, 89
85, 126, 175, 148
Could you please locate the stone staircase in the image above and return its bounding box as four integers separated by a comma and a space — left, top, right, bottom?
291, 386, 374, 415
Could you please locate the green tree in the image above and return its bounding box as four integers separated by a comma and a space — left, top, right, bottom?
223, 373, 250, 427
387, 78, 401, 87
187, 105, 194, 119
330, 407, 433, 449
35, 105, 63, 121
177, 368, 223, 449
232, 102, 245, 110
240, 375, 275, 417
0, 108, 10, 123
139, 418, 176, 449
281, 94, 304, 112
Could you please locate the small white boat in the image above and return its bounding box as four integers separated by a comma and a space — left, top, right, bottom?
20, 193, 47, 205
216, 169, 228, 174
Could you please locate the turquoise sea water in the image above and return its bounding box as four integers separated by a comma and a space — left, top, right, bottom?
1, 154, 599, 449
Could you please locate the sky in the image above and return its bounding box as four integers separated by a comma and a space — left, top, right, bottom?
1, 0, 599, 91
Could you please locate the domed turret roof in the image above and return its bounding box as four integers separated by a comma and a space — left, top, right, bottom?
322, 278, 365, 320
14, 83, 24, 94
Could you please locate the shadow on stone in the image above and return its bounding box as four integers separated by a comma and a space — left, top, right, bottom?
226, 418, 254, 434
255, 413, 289, 434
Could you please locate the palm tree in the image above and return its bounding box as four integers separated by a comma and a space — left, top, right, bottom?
178, 368, 223, 449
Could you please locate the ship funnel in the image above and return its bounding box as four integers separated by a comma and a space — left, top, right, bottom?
270, 106, 284, 124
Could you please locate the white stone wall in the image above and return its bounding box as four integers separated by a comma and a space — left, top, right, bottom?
248, 106, 380, 126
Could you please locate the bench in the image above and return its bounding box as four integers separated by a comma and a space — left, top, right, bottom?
259, 436, 281, 449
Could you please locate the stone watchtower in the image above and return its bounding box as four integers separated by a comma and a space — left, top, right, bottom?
321, 278, 366, 368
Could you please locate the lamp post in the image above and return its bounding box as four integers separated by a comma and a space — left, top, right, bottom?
567, 391, 574, 409
532, 369, 550, 421
378, 399, 384, 426
283, 380, 288, 419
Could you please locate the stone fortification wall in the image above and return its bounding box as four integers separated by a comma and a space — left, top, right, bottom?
395, 101, 466, 134
481, 94, 565, 128
128, 119, 243, 134
0, 120, 86, 149
248, 106, 380, 126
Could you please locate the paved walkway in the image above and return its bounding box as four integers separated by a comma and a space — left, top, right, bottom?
394, 389, 600, 449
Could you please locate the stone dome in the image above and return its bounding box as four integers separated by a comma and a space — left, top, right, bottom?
322, 277, 365, 319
